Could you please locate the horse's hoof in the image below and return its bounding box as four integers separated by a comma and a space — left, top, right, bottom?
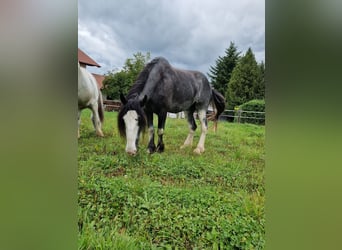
147, 148, 155, 154
156, 144, 164, 153
147, 144, 156, 154
193, 147, 204, 154
96, 131, 104, 137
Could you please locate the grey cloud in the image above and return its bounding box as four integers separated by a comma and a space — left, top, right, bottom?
78, 0, 264, 75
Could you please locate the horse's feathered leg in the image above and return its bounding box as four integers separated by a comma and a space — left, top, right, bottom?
194, 109, 208, 154
156, 112, 167, 153
146, 111, 156, 154
90, 102, 104, 137
181, 111, 197, 149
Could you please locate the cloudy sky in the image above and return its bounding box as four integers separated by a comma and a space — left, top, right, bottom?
78, 0, 264, 76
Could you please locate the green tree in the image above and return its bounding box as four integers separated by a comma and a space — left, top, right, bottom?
226, 48, 263, 109
208, 42, 240, 95
103, 52, 151, 100
254, 61, 265, 99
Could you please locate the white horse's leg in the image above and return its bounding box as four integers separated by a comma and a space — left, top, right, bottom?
181, 111, 196, 149
194, 110, 208, 154
78, 109, 81, 138
90, 102, 104, 137
181, 127, 194, 149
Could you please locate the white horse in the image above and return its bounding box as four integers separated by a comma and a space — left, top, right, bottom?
78, 63, 104, 138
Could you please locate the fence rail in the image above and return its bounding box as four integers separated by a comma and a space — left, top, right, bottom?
103, 100, 121, 112
219, 109, 265, 124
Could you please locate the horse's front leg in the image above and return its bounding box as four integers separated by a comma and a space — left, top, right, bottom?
194, 109, 208, 154
146, 112, 156, 154
156, 112, 167, 153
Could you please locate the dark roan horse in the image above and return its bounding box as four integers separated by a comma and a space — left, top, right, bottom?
118, 57, 225, 155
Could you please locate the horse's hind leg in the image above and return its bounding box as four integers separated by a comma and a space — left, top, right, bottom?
194, 109, 208, 154
181, 111, 197, 149
90, 103, 104, 137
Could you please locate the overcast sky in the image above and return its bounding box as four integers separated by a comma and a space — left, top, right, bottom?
78, 0, 264, 76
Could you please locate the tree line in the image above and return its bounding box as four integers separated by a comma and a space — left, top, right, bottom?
103, 42, 265, 110
102, 52, 151, 100
208, 42, 265, 109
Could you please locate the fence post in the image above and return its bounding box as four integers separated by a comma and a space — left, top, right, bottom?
234, 107, 241, 123
237, 109, 242, 123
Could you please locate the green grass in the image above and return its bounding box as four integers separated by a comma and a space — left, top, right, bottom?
78, 110, 265, 249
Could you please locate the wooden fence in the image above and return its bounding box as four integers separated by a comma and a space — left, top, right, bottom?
103, 100, 121, 112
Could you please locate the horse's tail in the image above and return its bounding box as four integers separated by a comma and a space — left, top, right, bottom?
208, 88, 225, 132
98, 91, 104, 123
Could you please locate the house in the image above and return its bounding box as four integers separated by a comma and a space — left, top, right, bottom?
91, 73, 105, 90
78, 48, 100, 68
78, 48, 104, 90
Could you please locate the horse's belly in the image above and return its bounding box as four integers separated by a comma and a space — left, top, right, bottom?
78, 94, 95, 109
150, 97, 193, 113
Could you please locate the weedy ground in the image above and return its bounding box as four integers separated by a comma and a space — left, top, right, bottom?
78, 110, 265, 249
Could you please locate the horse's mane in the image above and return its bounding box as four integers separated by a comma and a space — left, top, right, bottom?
126, 57, 164, 100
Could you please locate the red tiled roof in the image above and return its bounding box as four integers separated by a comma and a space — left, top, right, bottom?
92, 73, 105, 89
78, 48, 101, 67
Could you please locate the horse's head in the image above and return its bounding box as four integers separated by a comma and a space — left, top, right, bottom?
118, 94, 147, 155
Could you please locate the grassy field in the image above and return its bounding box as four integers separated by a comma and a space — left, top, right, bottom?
78, 110, 265, 249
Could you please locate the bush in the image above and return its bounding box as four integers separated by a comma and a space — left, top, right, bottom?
238, 99, 265, 125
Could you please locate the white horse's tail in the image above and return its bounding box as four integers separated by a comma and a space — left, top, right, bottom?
98, 91, 104, 123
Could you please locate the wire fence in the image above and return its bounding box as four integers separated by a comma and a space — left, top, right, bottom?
103, 100, 265, 125
219, 109, 265, 124
168, 109, 265, 125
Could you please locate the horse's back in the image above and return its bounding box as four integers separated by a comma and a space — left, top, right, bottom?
145, 60, 212, 113
78, 66, 99, 109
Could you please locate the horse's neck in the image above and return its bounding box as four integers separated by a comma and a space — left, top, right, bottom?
138, 75, 161, 100
127, 93, 139, 101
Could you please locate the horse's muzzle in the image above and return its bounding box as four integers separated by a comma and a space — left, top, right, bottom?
126, 149, 137, 156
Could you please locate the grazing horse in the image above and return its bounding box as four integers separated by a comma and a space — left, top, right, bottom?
118, 57, 225, 155
78, 63, 104, 138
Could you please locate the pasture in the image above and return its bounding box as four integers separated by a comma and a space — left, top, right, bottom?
78, 110, 265, 249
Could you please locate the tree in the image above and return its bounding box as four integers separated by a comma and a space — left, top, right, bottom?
102, 52, 151, 100
226, 48, 263, 109
122, 52, 151, 86
254, 61, 265, 100
208, 42, 240, 95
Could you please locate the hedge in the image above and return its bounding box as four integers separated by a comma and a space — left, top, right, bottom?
238, 99, 265, 125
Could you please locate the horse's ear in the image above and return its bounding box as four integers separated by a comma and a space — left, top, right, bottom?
140, 95, 147, 107
120, 93, 127, 105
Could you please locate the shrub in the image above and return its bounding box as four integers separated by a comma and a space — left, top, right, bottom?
239, 99, 265, 125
